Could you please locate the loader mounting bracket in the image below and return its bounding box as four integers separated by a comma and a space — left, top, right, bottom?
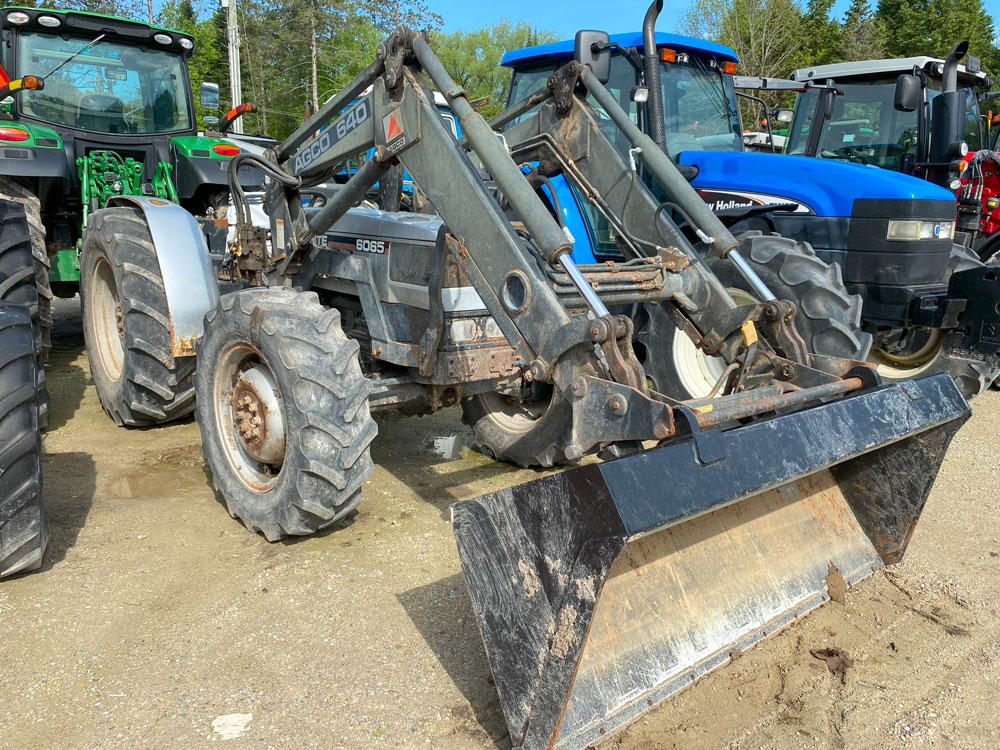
548, 61, 585, 115
565, 374, 673, 459
671, 404, 728, 465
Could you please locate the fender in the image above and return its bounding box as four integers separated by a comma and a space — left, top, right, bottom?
106, 195, 220, 357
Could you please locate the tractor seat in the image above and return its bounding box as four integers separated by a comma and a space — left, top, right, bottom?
77, 94, 128, 134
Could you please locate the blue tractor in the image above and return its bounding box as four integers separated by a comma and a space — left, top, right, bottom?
501, 2, 1000, 399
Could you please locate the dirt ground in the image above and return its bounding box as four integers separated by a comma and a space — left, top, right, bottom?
1, 299, 998, 749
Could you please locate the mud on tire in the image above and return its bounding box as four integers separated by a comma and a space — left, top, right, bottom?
195, 289, 378, 540
0, 304, 46, 577
81, 206, 196, 426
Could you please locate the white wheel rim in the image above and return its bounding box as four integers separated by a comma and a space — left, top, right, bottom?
869, 330, 944, 380
89, 256, 125, 380
670, 288, 758, 399
479, 390, 551, 434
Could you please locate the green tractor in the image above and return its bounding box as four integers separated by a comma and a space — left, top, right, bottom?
0, 7, 256, 427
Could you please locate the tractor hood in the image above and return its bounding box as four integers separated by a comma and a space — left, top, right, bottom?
679, 150, 956, 217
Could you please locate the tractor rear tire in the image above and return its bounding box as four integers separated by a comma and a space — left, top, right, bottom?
81, 206, 196, 426
637, 233, 871, 401
461, 387, 574, 469
195, 289, 377, 540
0, 194, 50, 429
0, 303, 46, 577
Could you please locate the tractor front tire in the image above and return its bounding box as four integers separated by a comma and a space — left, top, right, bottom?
195, 289, 377, 540
0, 303, 46, 577
81, 207, 196, 426
461, 387, 574, 469
637, 233, 871, 401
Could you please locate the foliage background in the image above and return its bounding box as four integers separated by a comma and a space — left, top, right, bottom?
15, 0, 1000, 139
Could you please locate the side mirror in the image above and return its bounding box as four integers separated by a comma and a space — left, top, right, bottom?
775, 108, 794, 124
574, 30, 611, 84
0, 75, 43, 102
200, 81, 220, 110
894, 74, 921, 112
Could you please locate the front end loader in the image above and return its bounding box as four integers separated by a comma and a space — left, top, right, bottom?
166, 28, 970, 750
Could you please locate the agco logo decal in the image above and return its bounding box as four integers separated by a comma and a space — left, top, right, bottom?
382, 107, 406, 152
292, 100, 370, 173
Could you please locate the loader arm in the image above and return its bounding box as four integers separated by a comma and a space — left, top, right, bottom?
230, 28, 877, 457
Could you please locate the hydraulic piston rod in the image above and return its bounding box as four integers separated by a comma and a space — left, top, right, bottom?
728, 250, 777, 302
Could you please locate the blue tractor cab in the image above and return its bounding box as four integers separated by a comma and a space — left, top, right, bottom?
502, 16, 999, 397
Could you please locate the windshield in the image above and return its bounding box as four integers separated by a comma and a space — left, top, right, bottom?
506, 53, 741, 257
786, 77, 984, 170
17, 31, 192, 135
786, 79, 949, 170
660, 58, 741, 156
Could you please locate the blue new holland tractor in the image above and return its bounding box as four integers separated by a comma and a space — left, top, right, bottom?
501, 2, 1000, 399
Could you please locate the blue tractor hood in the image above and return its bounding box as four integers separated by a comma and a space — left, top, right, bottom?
679, 150, 956, 217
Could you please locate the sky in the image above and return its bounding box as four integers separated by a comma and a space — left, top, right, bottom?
425, 0, 1000, 42
162, 0, 1000, 48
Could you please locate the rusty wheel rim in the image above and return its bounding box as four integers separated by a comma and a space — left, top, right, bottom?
869, 328, 944, 378
214, 342, 285, 492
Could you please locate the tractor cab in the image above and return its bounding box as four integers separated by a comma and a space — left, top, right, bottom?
787, 50, 1000, 262
12, 26, 193, 135
504, 32, 743, 162
0, 7, 257, 294
787, 56, 993, 180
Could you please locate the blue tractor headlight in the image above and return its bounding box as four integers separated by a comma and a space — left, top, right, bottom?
886, 220, 954, 241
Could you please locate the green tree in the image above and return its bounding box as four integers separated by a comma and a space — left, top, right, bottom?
361, 0, 442, 35
680, 0, 806, 78
841, 0, 885, 61
429, 20, 558, 118
877, 0, 999, 74
802, 0, 842, 65
680, 0, 805, 124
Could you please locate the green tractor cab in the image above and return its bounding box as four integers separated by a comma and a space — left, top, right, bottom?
0, 6, 260, 427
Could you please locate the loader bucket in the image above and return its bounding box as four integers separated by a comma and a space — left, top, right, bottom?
452, 373, 969, 750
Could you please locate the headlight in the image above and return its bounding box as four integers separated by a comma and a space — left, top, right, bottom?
37, 15, 61, 28
886, 219, 955, 241
153, 33, 172, 45
6, 11, 29, 24
179, 37, 194, 50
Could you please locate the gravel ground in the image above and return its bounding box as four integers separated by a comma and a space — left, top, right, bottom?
1, 299, 998, 749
